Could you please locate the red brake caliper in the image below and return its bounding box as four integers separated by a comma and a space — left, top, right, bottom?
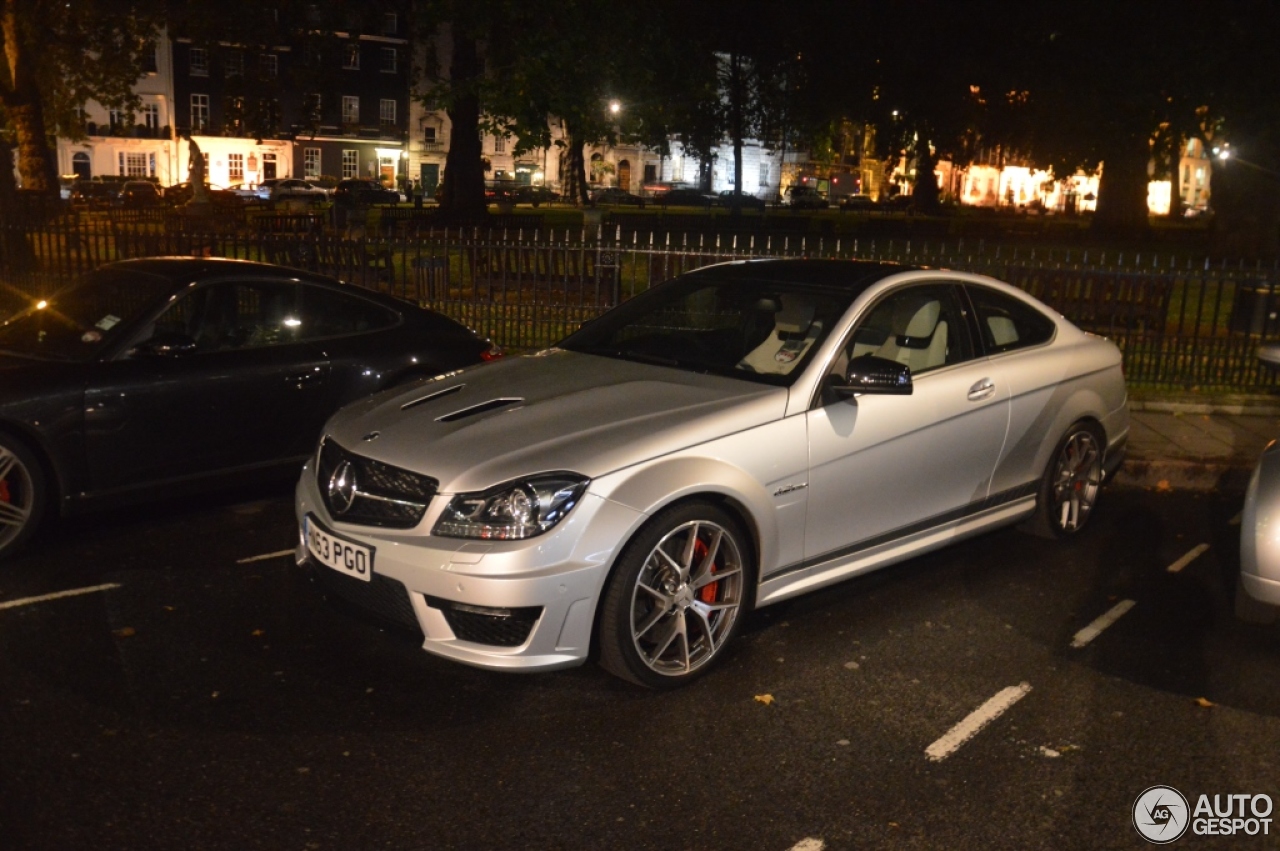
0, 479, 10, 504
695, 538, 719, 604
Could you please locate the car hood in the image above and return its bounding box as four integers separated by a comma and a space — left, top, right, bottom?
323, 349, 787, 493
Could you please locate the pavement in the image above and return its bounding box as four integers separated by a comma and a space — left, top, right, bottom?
1116, 392, 1280, 491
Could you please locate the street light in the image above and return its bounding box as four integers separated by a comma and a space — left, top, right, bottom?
1214, 145, 1280, 179
608, 100, 621, 116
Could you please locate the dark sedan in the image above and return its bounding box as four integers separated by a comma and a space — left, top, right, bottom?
0, 258, 499, 559
716, 190, 766, 211
333, 179, 401, 205
655, 188, 716, 208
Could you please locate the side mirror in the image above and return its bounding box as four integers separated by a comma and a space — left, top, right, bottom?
830, 355, 913, 398
133, 332, 198, 358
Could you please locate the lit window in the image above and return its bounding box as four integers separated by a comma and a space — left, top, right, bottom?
342, 149, 358, 179
118, 151, 151, 177
228, 153, 244, 181
379, 99, 396, 124
494, 135, 505, 154
190, 93, 209, 130
343, 43, 360, 70
190, 47, 209, 76
342, 96, 359, 125
304, 148, 321, 179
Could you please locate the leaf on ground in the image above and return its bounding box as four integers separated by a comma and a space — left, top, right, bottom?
754, 694, 775, 706
251, 629, 266, 637
111, 627, 136, 638
1194, 696, 1215, 708
1155, 480, 1173, 492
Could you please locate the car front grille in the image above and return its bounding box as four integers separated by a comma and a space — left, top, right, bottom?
317, 438, 437, 529
426, 597, 542, 647
310, 562, 422, 637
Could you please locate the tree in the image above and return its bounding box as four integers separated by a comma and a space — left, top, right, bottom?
0, 0, 164, 195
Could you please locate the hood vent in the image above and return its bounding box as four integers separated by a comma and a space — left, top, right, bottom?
437, 397, 524, 423
401, 383, 464, 411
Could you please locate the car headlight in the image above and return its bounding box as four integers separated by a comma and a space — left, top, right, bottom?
432, 474, 590, 540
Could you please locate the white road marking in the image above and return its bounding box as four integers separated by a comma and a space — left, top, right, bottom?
0, 583, 122, 611
1167, 543, 1209, 573
1070, 599, 1136, 648
236, 549, 295, 564
924, 682, 1032, 762
787, 839, 825, 851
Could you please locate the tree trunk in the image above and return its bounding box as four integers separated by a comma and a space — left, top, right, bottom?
2, 0, 58, 194
729, 51, 744, 209
560, 123, 588, 206
911, 140, 940, 214
1092, 133, 1151, 235
436, 27, 488, 224
1166, 132, 1184, 220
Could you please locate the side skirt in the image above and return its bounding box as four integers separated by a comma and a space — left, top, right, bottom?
755, 494, 1037, 608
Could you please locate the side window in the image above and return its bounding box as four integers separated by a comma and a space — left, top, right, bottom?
835, 284, 973, 379
966, 285, 1055, 354
150, 281, 301, 352
298, 285, 398, 339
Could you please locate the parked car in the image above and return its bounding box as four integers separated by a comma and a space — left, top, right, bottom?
162, 182, 242, 208
69, 180, 122, 209
0, 257, 500, 560
295, 259, 1129, 687
786, 185, 829, 209
333, 178, 400, 205
228, 183, 272, 203
591, 187, 646, 207
116, 181, 163, 209
716, 190, 766, 211
655, 188, 716, 208
839, 194, 876, 212
271, 179, 330, 205
510, 185, 560, 207
1239, 439, 1280, 622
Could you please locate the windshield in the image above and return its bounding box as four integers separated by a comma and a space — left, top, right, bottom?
0, 268, 174, 361
559, 269, 855, 385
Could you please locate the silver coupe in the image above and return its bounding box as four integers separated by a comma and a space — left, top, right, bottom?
295, 259, 1129, 687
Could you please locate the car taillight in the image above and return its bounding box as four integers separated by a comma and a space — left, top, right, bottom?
480, 346, 504, 361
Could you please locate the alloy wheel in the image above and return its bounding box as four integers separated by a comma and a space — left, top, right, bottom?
1050, 429, 1101, 533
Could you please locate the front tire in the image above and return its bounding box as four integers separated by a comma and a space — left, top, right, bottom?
598, 502, 752, 688
1026, 421, 1104, 539
0, 434, 47, 560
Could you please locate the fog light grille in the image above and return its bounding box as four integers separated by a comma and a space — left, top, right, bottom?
426, 597, 542, 647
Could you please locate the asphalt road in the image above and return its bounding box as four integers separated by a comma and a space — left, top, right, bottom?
1, 483, 1278, 851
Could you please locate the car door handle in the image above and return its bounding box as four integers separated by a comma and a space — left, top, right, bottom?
967, 378, 996, 401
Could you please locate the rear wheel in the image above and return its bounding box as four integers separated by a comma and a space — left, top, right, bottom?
0, 435, 46, 560
598, 502, 752, 688
1026, 421, 1104, 539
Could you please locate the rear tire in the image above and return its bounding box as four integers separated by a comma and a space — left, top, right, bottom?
1025, 421, 1104, 539
598, 502, 752, 688
0, 434, 47, 560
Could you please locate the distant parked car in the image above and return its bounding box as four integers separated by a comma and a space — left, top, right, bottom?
0, 257, 501, 561
656, 188, 716, 208
117, 181, 162, 208
271, 179, 330, 205
333, 179, 400, 205
839, 194, 876, 212
163, 182, 242, 208
591, 187, 646, 207
69, 181, 122, 209
1238, 344, 1280, 623
716, 190, 766, 211
510, 185, 560, 207
228, 183, 271, 203
786, 185, 829, 210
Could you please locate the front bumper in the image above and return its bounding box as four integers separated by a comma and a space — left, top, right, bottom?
1240, 441, 1280, 607
295, 461, 644, 672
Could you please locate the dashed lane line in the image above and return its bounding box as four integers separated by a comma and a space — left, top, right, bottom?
1070, 599, 1136, 648
1167, 543, 1210, 573
787, 839, 825, 851
924, 682, 1033, 762
0, 583, 122, 611
236, 549, 295, 564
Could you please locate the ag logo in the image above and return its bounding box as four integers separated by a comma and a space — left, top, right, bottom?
1134, 785, 1190, 844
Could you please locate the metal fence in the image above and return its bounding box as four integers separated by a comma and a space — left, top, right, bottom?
2, 210, 1279, 391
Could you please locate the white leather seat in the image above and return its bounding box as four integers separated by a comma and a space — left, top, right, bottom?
874, 298, 947, 373
739, 295, 822, 375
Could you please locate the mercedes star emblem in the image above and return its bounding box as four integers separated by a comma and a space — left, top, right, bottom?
328, 460, 358, 515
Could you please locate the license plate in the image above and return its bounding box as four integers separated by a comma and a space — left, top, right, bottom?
304, 515, 375, 582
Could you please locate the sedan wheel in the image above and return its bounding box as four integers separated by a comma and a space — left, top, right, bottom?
599, 503, 751, 688
0, 436, 45, 559
1027, 422, 1103, 538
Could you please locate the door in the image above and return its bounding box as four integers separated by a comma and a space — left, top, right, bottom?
803, 283, 1010, 561
618, 160, 631, 192
262, 152, 277, 180
84, 280, 332, 494
420, 163, 439, 196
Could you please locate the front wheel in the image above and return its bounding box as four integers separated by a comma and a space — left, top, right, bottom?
0, 435, 46, 560
1025, 421, 1105, 539
598, 502, 752, 688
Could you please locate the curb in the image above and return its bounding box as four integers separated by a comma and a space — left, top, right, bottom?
1129, 395, 1280, 417
1113, 458, 1254, 493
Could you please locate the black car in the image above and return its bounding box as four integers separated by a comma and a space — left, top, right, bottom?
510, 185, 560, 207
655, 188, 716, 208
117, 181, 163, 208
591, 187, 645, 207
69, 181, 122, 209
716, 190, 766, 211
0, 258, 499, 559
333, 179, 401, 205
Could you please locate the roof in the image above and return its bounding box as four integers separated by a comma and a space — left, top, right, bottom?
690, 258, 917, 291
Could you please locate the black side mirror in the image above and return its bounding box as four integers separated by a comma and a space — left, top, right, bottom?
133, 332, 198, 358
830, 355, 913, 398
